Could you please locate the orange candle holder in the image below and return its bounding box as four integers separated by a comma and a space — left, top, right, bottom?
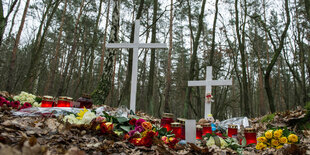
244, 128, 257, 145
228, 124, 238, 137
171, 122, 182, 139
202, 123, 212, 136
177, 118, 186, 140
66, 97, 73, 107
196, 125, 203, 140
41, 96, 54, 107
160, 113, 174, 131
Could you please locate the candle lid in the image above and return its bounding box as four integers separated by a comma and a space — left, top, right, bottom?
82, 93, 91, 99
245, 127, 256, 133
228, 124, 238, 129
196, 125, 203, 130
177, 118, 186, 124
171, 122, 181, 127
43, 96, 53, 101
201, 123, 211, 127
66, 97, 73, 101
162, 113, 174, 118
58, 96, 67, 101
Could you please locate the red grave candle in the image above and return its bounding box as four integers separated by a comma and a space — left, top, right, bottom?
57, 96, 67, 107
177, 118, 186, 140
160, 113, 174, 131
196, 125, 203, 140
228, 124, 238, 137
66, 97, 73, 107
202, 123, 212, 136
244, 128, 257, 145
41, 96, 54, 107
171, 122, 182, 139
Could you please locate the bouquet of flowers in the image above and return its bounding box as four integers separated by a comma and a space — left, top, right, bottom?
63, 107, 97, 125
256, 128, 299, 150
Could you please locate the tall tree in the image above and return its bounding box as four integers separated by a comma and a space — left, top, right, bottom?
6, 0, 30, 93
209, 0, 219, 66
0, 0, 18, 47
92, 0, 120, 105
184, 0, 207, 118
164, 0, 173, 113
235, 0, 250, 117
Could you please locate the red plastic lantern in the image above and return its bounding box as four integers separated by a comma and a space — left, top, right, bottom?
202, 123, 212, 136
41, 96, 54, 107
161, 113, 174, 131
66, 97, 73, 107
196, 125, 203, 140
228, 124, 238, 137
177, 118, 186, 140
171, 122, 182, 139
244, 128, 257, 145
57, 96, 67, 107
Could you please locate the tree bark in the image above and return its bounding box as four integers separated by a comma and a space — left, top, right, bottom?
184, 0, 206, 118
6, 0, 30, 93
0, 0, 18, 47
92, 0, 120, 105
164, 0, 173, 113
209, 0, 219, 66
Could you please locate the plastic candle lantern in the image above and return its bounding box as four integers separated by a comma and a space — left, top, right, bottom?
202, 123, 212, 136
57, 96, 67, 107
228, 124, 238, 137
177, 118, 186, 140
171, 122, 182, 139
41, 96, 54, 107
196, 125, 203, 140
77, 93, 93, 108
244, 128, 257, 145
66, 97, 73, 107
161, 113, 174, 131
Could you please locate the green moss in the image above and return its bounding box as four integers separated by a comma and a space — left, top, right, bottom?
298, 122, 310, 130
261, 113, 275, 123
304, 102, 310, 110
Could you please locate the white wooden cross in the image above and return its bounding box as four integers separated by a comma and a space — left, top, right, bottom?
188, 66, 232, 119
106, 19, 167, 113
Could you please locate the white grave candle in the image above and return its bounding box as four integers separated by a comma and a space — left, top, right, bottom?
185, 120, 196, 143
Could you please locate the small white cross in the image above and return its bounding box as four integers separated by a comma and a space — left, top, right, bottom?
188, 66, 232, 119
106, 20, 167, 113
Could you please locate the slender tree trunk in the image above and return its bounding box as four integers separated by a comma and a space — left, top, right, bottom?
164, 0, 173, 113
147, 0, 158, 115
209, 0, 219, 66
184, 0, 206, 118
92, 0, 120, 105
44, 0, 68, 95
57, 0, 85, 96
99, 0, 111, 76
0, 0, 18, 47
264, 0, 290, 113
6, 0, 30, 93
7, 0, 21, 39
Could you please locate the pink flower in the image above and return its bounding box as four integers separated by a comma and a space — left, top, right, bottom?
19, 102, 32, 110
5, 101, 11, 107
96, 116, 106, 123
135, 119, 146, 127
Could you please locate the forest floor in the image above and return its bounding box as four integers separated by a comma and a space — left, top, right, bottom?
0, 105, 310, 155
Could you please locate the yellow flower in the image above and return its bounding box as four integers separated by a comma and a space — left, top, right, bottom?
271, 139, 279, 147
256, 142, 266, 150
274, 130, 282, 139
288, 134, 298, 143
257, 137, 267, 143
276, 145, 283, 149
77, 107, 88, 120
265, 130, 273, 139
96, 124, 101, 130
279, 137, 287, 144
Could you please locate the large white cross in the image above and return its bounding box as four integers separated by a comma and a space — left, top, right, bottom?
106, 20, 167, 113
188, 66, 232, 119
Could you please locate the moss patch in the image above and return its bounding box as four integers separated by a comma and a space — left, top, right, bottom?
261, 113, 275, 123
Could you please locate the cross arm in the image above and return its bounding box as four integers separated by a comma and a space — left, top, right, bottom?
188, 81, 206, 86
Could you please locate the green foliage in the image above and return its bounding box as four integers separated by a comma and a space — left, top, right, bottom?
261, 113, 275, 123
224, 138, 244, 155
304, 102, 310, 110
35, 96, 42, 103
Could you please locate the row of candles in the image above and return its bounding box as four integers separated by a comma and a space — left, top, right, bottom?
41, 96, 73, 107
160, 113, 257, 145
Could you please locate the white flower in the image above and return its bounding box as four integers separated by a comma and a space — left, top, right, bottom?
81, 111, 96, 124
63, 114, 79, 124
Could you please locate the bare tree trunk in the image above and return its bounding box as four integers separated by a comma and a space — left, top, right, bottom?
184, 0, 206, 118
6, 0, 30, 93
44, 0, 68, 95
92, 0, 120, 105
57, 0, 85, 96
99, 0, 111, 76
0, 0, 18, 47
164, 0, 173, 113
209, 0, 219, 66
